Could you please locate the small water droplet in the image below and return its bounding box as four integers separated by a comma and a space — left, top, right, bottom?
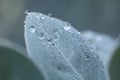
85, 55, 90, 62
52, 34, 59, 42
30, 26, 36, 33
72, 33, 77, 37
82, 40, 85, 43
52, 43, 55, 46
35, 28, 45, 39
36, 16, 40, 19
58, 51, 62, 54
41, 16, 45, 19
90, 49, 94, 52
100, 64, 104, 71
47, 38, 53, 42
77, 32, 81, 34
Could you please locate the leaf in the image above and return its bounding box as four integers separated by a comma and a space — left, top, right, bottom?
0, 39, 45, 80
109, 45, 120, 80
24, 12, 106, 80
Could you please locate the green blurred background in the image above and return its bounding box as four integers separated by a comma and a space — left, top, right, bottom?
0, 0, 120, 47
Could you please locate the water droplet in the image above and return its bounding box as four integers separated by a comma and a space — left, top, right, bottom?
47, 38, 53, 42
53, 28, 58, 33
41, 16, 45, 19
100, 64, 104, 71
90, 49, 94, 52
63, 26, 71, 30
30, 26, 36, 33
82, 40, 85, 43
52, 34, 59, 42
77, 32, 81, 34
85, 55, 90, 62
37, 15, 45, 20
58, 51, 62, 54
35, 28, 45, 39
52, 43, 55, 46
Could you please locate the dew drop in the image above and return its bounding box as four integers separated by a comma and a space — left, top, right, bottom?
36, 15, 40, 19
84, 55, 90, 62
41, 16, 45, 19
100, 64, 104, 71
52, 43, 55, 46
58, 51, 62, 54
47, 38, 53, 42
90, 49, 94, 53
30, 26, 36, 33
52, 35, 59, 41
35, 28, 45, 39
50, 54, 55, 58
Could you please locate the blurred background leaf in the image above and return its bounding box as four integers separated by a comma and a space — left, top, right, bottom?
0, 39, 45, 80
109, 45, 120, 80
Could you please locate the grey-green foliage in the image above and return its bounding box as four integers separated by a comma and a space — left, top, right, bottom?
0, 39, 45, 80
24, 12, 106, 80
109, 45, 120, 80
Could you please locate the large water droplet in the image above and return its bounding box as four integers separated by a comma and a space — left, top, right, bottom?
30, 26, 36, 33
64, 26, 71, 31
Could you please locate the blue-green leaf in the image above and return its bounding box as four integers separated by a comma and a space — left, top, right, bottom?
24, 12, 106, 80
109, 45, 120, 80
